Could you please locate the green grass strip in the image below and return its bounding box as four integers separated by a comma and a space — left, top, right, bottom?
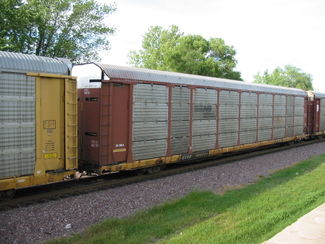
49, 154, 325, 244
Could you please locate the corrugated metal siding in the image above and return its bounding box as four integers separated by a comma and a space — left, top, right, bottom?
132, 84, 168, 160
171, 87, 190, 154
320, 99, 325, 131
0, 72, 35, 179
0, 51, 70, 74
257, 94, 273, 142
219, 90, 239, 147
96, 63, 307, 96
192, 88, 217, 152
192, 134, 216, 151
219, 133, 238, 147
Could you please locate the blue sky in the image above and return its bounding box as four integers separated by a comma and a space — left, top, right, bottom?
98, 0, 325, 91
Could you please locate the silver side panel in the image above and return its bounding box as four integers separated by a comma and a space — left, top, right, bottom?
0, 72, 35, 179
240, 118, 257, 131
219, 119, 238, 133
192, 120, 216, 136
320, 99, 325, 131
219, 133, 238, 147
273, 128, 285, 139
240, 131, 256, 144
294, 126, 304, 135
258, 118, 273, 129
258, 129, 272, 141
259, 94, 273, 105
171, 87, 190, 154
192, 135, 216, 151
133, 122, 168, 141
132, 140, 167, 160
220, 91, 239, 104
171, 137, 189, 155
132, 84, 168, 159
219, 105, 239, 119
259, 105, 273, 117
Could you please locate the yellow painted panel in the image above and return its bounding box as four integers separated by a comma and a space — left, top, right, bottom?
35, 77, 65, 173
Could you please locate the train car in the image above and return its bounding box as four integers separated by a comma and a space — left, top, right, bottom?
0, 51, 78, 194
76, 64, 309, 174
308, 91, 325, 135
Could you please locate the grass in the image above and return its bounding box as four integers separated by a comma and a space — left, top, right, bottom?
48, 154, 325, 244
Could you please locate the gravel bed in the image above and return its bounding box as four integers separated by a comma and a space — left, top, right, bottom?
1, 141, 325, 244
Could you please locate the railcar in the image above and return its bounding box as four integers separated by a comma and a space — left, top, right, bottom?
76, 64, 313, 174
0, 51, 78, 194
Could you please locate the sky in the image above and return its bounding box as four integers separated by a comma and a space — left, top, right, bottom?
97, 0, 325, 91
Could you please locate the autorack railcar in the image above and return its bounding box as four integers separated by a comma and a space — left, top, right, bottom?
0, 51, 78, 193
76, 64, 317, 174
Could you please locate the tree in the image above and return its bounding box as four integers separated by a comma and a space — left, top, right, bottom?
0, 0, 116, 62
254, 65, 313, 90
129, 25, 242, 80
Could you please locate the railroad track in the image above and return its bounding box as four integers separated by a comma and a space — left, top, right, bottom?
1, 137, 325, 211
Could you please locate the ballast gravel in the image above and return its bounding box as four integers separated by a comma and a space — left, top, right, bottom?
1, 141, 325, 244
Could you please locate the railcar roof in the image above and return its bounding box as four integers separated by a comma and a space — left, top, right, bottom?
94, 63, 307, 96
0, 51, 71, 75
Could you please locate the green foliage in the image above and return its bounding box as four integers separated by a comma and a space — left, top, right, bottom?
0, 0, 116, 62
129, 25, 242, 80
48, 154, 325, 244
254, 65, 313, 90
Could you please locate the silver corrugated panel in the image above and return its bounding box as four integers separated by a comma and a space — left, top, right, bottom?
192, 134, 216, 152
0, 72, 35, 179
287, 96, 294, 106
172, 86, 190, 101
294, 126, 304, 135
219, 132, 238, 147
194, 88, 217, 104
286, 127, 294, 137
220, 91, 239, 104
295, 97, 305, 107
241, 92, 257, 104
294, 116, 304, 126
133, 103, 168, 122
295, 107, 304, 116
240, 131, 256, 144
132, 84, 168, 159
132, 140, 167, 160
320, 116, 325, 131
273, 117, 286, 128
274, 106, 286, 116
259, 94, 273, 105
258, 129, 272, 141
219, 105, 239, 119
95, 63, 307, 96
133, 122, 168, 141
240, 118, 257, 131
192, 120, 216, 136
171, 137, 189, 154
286, 106, 294, 116
193, 104, 216, 120
274, 95, 286, 105
219, 119, 238, 133
0, 51, 70, 74
133, 84, 168, 103
273, 128, 285, 139
172, 104, 190, 120
258, 118, 273, 129
259, 105, 273, 118
172, 120, 189, 137
321, 99, 325, 117
240, 105, 257, 118
286, 116, 294, 127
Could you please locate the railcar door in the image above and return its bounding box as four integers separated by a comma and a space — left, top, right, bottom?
314, 99, 320, 133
